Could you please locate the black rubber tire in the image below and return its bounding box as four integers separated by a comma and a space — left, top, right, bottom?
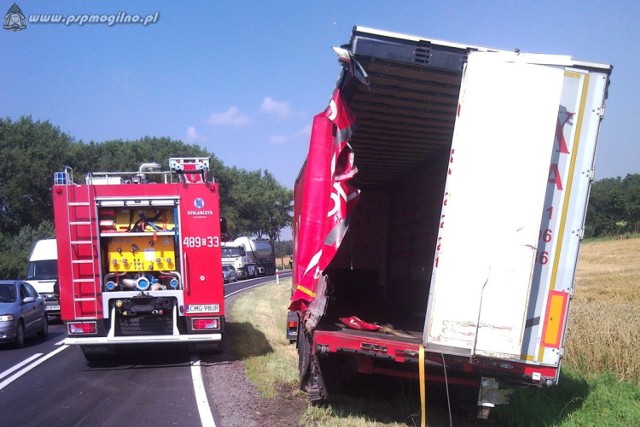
14, 322, 25, 348
37, 314, 49, 339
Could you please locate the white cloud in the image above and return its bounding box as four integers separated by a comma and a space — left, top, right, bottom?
185, 126, 205, 143
269, 135, 290, 144
207, 107, 250, 126
269, 125, 311, 145
260, 97, 291, 120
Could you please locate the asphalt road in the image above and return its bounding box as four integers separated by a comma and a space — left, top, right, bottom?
0, 272, 291, 427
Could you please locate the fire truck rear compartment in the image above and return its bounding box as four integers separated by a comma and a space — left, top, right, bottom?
320, 52, 461, 336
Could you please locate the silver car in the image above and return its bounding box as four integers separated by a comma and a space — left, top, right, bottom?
0, 280, 49, 347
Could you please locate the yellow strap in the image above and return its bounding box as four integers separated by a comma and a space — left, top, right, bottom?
419, 344, 426, 427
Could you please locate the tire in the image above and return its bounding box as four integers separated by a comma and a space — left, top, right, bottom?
14, 322, 25, 348
37, 314, 49, 339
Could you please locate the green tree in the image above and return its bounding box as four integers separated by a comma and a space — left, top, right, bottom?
224, 169, 292, 240
72, 137, 221, 179
256, 171, 293, 244
622, 174, 640, 234
585, 177, 626, 237
0, 116, 295, 275
0, 221, 54, 278
0, 116, 78, 235
274, 240, 293, 257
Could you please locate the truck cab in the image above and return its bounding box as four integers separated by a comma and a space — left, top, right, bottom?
25, 239, 60, 317
222, 236, 276, 278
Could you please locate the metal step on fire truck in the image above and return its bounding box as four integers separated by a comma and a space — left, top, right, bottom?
52, 158, 225, 361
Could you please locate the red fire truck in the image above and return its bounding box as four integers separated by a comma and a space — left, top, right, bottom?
52, 158, 225, 361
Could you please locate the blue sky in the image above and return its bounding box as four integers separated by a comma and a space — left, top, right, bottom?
1, 1, 637, 190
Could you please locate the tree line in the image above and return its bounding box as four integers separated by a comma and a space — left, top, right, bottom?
0, 116, 634, 278
0, 116, 293, 278
585, 174, 640, 238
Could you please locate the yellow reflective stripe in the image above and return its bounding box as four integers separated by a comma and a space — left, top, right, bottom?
419, 345, 426, 427
549, 72, 590, 291
295, 284, 316, 298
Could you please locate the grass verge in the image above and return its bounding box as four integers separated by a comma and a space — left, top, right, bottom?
496, 367, 640, 426
229, 278, 300, 398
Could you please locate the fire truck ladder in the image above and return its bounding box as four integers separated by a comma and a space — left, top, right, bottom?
65, 173, 100, 320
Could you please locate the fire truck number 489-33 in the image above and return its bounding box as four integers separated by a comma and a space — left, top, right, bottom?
182, 236, 220, 248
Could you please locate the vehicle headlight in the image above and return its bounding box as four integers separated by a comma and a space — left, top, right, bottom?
0, 314, 15, 322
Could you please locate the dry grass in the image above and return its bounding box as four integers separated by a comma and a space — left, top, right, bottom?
565, 237, 640, 382
229, 278, 300, 397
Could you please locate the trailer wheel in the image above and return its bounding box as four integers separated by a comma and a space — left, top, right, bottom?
297, 330, 312, 388
317, 355, 347, 396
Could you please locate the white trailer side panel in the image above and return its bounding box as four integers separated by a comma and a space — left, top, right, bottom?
424, 52, 565, 359
522, 68, 610, 369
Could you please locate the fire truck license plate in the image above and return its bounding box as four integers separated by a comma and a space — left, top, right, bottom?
186, 304, 219, 313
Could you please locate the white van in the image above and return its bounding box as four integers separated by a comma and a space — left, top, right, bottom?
25, 239, 59, 317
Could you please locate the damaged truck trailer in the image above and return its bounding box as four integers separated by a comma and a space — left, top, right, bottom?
289, 26, 612, 416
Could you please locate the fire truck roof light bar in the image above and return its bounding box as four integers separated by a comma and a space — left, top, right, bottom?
169, 157, 210, 172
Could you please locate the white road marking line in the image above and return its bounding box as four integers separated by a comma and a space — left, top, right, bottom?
55, 338, 66, 346
0, 353, 43, 382
191, 357, 216, 427
225, 282, 268, 298
0, 345, 69, 391
224, 273, 290, 298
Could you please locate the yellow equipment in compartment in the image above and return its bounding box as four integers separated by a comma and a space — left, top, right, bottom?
107, 236, 176, 272
111, 208, 175, 233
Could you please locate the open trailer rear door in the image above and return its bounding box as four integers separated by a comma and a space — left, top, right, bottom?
424, 51, 566, 360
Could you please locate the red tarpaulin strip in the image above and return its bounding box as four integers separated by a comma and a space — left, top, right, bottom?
289, 89, 359, 312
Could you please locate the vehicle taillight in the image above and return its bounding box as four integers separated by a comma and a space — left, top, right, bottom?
192, 317, 219, 330
68, 321, 97, 335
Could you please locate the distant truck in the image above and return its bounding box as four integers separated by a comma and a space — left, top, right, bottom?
25, 239, 60, 317
221, 236, 276, 279
289, 26, 612, 417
